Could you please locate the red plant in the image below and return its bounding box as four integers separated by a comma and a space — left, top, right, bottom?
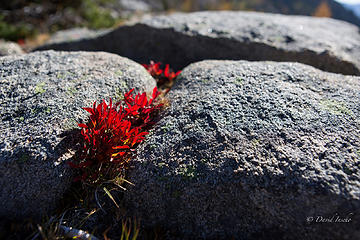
142, 61, 181, 86
69, 87, 163, 183
142, 61, 163, 79
17, 39, 25, 45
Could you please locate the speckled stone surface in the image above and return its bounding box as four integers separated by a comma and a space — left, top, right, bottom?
0, 39, 24, 56
124, 60, 360, 239
0, 50, 156, 219
36, 11, 360, 75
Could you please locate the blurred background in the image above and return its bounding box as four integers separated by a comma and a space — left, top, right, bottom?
0, 0, 360, 48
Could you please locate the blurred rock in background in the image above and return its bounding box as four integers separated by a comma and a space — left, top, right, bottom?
0, 39, 24, 56
1, 0, 359, 51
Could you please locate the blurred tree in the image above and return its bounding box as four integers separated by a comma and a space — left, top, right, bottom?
181, 0, 193, 12
219, 0, 232, 10
313, 1, 332, 17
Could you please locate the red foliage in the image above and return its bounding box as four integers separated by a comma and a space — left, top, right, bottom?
142, 61, 181, 86
142, 61, 163, 79
17, 39, 25, 45
69, 87, 163, 183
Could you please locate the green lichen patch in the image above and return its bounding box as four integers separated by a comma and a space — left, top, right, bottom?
66, 87, 78, 96
320, 99, 354, 117
34, 82, 46, 94
234, 77, 243, 85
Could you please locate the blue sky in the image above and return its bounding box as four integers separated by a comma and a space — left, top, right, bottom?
335, 0, 360, 4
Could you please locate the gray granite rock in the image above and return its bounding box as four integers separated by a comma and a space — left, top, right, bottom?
0, 50, 156, 219
119, 0, 151, 12
0, 39, 24, 56
124, 60, 360, 239
35, 11, 360, 76
45, 28, 111, 45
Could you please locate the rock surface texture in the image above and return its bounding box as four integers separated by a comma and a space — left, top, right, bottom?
0, 39, 24, 56
0, 50, 156, 219
35, 11, 360, 76
45, 28, 110, 45
124, 60, 360, 239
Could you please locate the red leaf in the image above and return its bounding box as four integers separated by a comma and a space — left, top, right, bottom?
113, 145, 130, 150
78, 123, 88, 128
83, 107, 93, 114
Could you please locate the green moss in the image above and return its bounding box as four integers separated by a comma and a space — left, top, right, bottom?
320, 99, 354, 116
